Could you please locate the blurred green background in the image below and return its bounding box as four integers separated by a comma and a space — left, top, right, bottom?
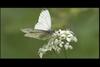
1, 8, 99, 58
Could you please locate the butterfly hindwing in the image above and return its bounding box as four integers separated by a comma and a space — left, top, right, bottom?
21, 28, 51, 40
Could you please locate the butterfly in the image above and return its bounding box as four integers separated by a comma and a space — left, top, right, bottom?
21, 9, 53, 40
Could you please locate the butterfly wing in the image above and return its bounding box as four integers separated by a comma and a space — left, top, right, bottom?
21, 9, 52, 40
21, 28, 51, 40
34, 9, 51, 31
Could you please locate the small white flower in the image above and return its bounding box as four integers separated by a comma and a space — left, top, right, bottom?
56, 47, 61, 53
39, 53, 43, 58
59, 30, 65, 34
68, 45, 73, 49
73, 37, 78, 42
59, 42, 64, 47
64, 44, 69, 50
60, 34, 66, 39
59, 44, 63, 47
59, 29, 62, 32
64, 43, 73, 50
66, 30, 72, 35
54, 39, 59, 44
66, 37, 72, 42
68, 33, 73, 37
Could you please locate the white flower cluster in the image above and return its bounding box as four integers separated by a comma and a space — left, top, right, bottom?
38, 29, 78, 58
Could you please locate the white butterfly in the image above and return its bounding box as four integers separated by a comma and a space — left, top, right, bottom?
21, 9, 53, 40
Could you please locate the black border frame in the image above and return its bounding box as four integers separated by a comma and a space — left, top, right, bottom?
0, 0, 99, 65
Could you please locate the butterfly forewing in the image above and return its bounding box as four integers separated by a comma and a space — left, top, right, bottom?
34, 9, 51, 31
